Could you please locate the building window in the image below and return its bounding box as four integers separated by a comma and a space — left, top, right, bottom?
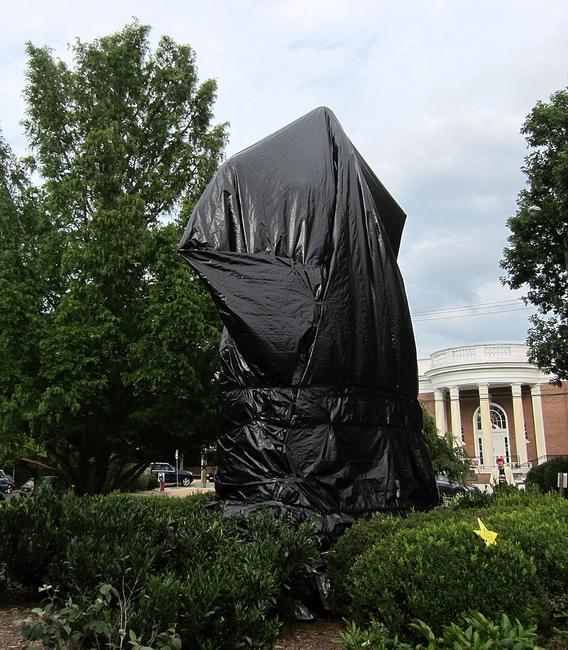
475, 404, 507, 431
474, 403, 510, 465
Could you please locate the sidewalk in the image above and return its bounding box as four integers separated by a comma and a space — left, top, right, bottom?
137, 485, 215, 497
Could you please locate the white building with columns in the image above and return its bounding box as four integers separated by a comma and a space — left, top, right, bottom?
418, 343, 568, 483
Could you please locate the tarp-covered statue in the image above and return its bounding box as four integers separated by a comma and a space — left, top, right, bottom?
179, 107, 438, 537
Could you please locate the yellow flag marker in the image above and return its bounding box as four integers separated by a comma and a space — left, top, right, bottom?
474, 518, 497, 547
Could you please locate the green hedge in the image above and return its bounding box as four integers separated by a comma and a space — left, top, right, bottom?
329, 491, 568, 637
526, 457, 568, 493
348, 519, 546, 634
6, 487, 568, 647
0, 486, 66, 588
0, 490, 318, 649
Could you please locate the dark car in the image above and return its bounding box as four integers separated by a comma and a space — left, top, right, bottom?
149, 463, 193, 487
436, 474, 480, 499
19, 475, 61, 498
0, 469, 15, 489
0, 477, 12, 495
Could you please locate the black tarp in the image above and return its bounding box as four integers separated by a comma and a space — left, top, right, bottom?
179, 107, 438, 536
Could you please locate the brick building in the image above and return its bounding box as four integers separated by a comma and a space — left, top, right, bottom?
418, 343, 568, 485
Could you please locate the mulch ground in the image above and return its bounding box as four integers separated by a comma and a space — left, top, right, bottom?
0, 597, 36, 650
0, 601, 342, 649
274, 618, 343, 649
0, 607, 29, 649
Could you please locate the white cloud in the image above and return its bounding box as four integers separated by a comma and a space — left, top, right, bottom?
1, 0, 566, 355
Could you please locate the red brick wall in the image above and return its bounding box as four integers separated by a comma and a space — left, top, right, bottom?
459, 389, 477, 458
419, 392, 435, 421
542, 382, 568, 457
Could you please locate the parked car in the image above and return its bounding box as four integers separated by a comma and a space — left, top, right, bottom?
148, 463, 193, 487
0, 477, 12, 495
19, 475, 61, 497
19, 479, 35, 497
436, 474, 480, 499
0, 469, 15, 489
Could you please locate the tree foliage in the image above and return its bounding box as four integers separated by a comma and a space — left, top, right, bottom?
501, 86, 568, 382
421, 404, 472, 483
0, 23, 228, 492
0, 137, 46, 469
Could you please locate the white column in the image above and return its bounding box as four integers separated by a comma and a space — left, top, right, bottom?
511, 384, 528, 467
449, 386, 462, 446
478, 384, 493, 468
530, 384, 547, 462
433, 389, 447, 436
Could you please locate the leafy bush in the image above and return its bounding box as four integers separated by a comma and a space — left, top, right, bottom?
338, 618, 407, 649
526, 457, 568, 493
133, 472, 159, 492
329, 492, 568, 635
0, 491, 318, 649
421, 404, 472, 483
338, 612, 544, 649
327, 514, 401, 612
329, 490, 568, 616
22, 583, 182, 650
346, 518, 546, 635
0, 486, 66, 587
482, 510, 568, 597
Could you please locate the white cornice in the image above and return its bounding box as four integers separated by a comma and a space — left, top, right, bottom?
418, 343, 552, 394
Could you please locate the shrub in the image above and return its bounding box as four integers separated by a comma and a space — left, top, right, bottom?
133, 472, 159, 492
329, 490, 568, 618
0, 490, 318, 649
0, 487, 66, 588
50, 493, 176, 593
329, 492, 568, 637
345, 519, 547, 635
526, 457, 568, 493
22, 583, 182, 650
337, 612, 544, 649
132, 511, 317, 648
482, 509, 568, 597
338, 618, 406, 649
327, 514, 401, 611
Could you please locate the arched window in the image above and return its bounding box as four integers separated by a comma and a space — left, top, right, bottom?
473, 403, 510, 465
475, 404, 508, 432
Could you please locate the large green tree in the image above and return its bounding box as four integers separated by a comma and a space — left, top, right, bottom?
0, 136, 47, 470
501, 86, 568, 382
0, 23, 227, 493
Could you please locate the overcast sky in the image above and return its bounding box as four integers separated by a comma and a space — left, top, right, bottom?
2, 0, 567, 358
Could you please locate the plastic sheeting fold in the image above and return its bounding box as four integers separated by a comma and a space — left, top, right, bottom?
179, 107, 438, 536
